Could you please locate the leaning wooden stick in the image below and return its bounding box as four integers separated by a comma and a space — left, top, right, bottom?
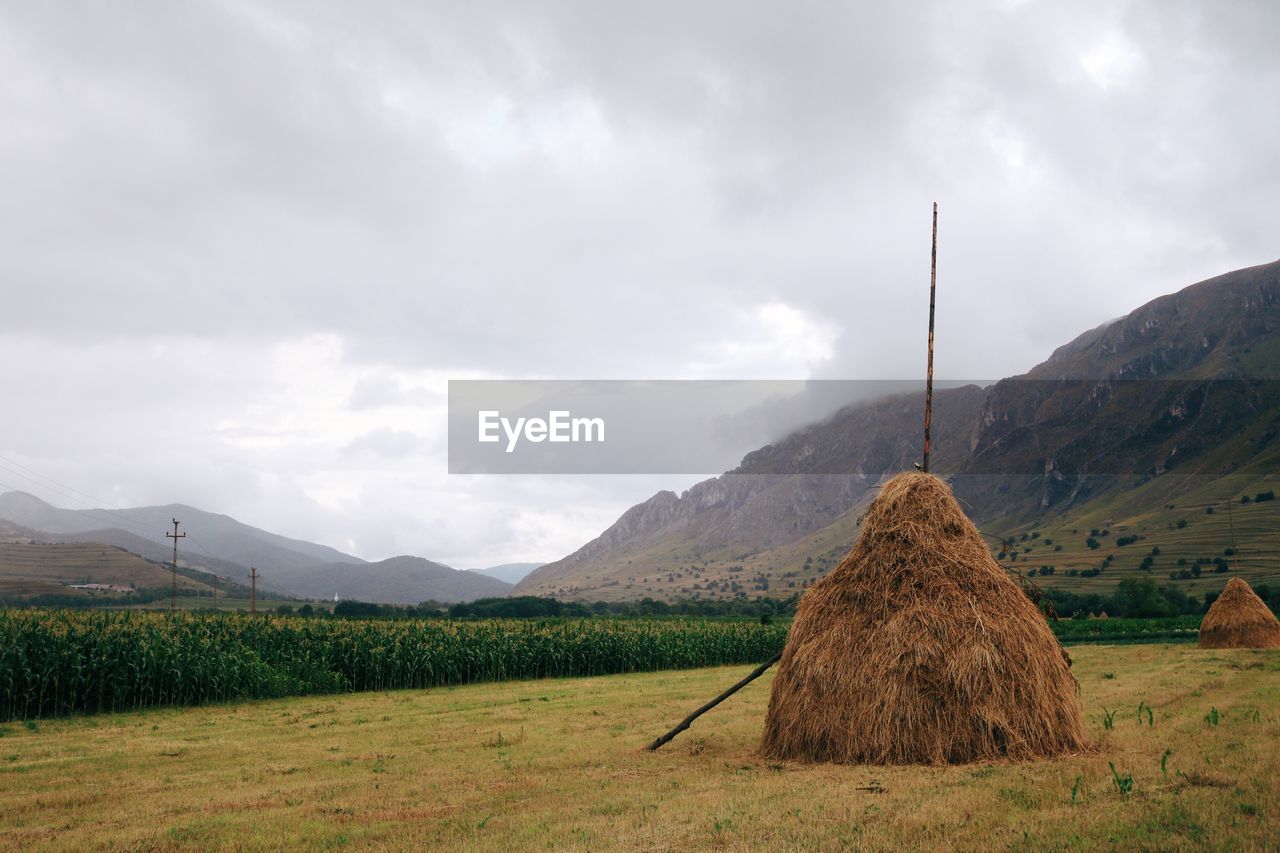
646, 651, 783, 751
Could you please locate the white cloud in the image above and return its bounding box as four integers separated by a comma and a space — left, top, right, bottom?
0, 1, 1275, 567
1080, 30, 1145, 90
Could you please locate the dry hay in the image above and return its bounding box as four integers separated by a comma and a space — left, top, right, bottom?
760, 472, 1087, 765
1199, 576, 1280, 649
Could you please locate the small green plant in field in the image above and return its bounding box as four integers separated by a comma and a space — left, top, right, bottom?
1137, 701, 1154, 727
21, 720, 38, 732
1161, 748, 1173, 777
1109, 762, 1134, 795
1205, 707, 1221, 726
1103, 672, 1115, 679
1070, 775, 1084, 805
1102, 708, 1117, 730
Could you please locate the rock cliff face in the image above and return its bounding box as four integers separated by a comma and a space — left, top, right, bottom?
516, 260, 1280, 600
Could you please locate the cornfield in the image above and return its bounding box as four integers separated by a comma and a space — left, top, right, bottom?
0, 610, 786, 721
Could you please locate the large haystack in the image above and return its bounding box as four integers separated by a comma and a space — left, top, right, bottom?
760, 472, 1087, 765
1199, 577, 1280, 649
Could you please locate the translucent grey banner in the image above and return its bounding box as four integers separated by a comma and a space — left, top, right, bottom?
447, 378, 1280, 476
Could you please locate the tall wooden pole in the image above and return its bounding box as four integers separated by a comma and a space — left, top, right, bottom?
923, 202, 938, 473
249, 567, 259, 614
166, 518, 185, 613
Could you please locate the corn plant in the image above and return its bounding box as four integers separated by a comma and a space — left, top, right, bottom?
0, 610, 788, 721
1109, 762, 1134, 795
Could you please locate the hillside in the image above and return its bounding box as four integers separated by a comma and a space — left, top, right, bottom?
270, 556, 512, 604
467, 563, 543, 584
0, 494, 511, 605
516, 260, 1280, 601
0, 540, 216, 602
0, 492, 362, 573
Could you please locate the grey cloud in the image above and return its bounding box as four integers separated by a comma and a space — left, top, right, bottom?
1, 1, 1276, 565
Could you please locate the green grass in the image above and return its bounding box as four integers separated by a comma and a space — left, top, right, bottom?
0, 645, 1275, 849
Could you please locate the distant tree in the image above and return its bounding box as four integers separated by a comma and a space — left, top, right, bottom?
1114, 577, 1170, 618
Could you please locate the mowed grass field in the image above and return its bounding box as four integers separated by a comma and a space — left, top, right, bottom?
1, 645, 1276, 849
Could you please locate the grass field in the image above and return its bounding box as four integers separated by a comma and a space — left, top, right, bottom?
1, 644, 1276, 849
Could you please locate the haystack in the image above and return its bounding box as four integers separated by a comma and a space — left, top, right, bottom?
1199, 577, 1280, 649
760, 472, 1087, 765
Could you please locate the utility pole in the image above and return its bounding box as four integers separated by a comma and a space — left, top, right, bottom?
166, 518, 186, 613
212, 573, 219, 610
922, 202, 938, 473
249, 567, 259, 614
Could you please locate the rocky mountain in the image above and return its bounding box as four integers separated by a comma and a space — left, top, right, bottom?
516, 260, 1280, 601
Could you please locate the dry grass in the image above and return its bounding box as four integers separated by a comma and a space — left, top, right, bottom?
1200, 576, 1280, 649
0, 644, 1276, 850
762, 473, 1087, 764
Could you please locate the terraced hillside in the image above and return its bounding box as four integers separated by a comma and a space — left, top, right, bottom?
0, 541, 215, 601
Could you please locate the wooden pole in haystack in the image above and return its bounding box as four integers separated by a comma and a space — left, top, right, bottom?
922, 202, 938, 473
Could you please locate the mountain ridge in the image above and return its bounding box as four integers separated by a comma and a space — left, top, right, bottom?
0, 492, 509, 605
516, 259, 1280, 601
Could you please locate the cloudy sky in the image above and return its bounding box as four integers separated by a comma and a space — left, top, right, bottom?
1, 1, 1276, 567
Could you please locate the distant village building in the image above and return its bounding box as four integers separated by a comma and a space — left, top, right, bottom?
67, 583, 133, 594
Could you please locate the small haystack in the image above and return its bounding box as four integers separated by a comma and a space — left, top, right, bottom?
759, 472, 1087, 765
1199, 577, 1280, 649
